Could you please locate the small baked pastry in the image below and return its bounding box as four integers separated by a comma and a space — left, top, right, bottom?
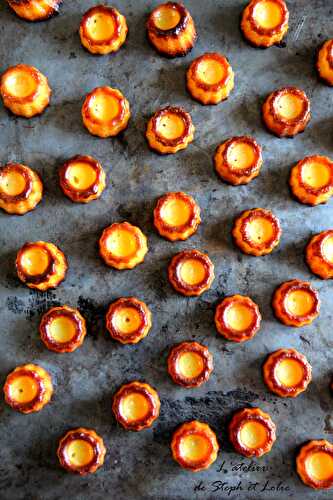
106, 297, 152, 344
6, 0, 62, 21
3, 363, 53, 414
0, 162, 43, 214
171, 421, 219, 472
215, 295, 261, 342
1, 64, 51, 118
229, 407, 276, 457
232, 208, 281, 256
263, 348, 312, 397
316, 39, 333, 86
272, 279, 320, 327
80, 5, 128, 55
289, 156, 333, 206
167, 341, 213, 388
59, 155, 106, 203
40, 305, 87, 353
241, 0, 289, 48
186, 53, 234, 105
146, 106, 194, 155
154, 192, 201, 241
112, 381, 160, 431
214, 136, 262, 185
296, 440, 333, 489
147, 2, 196, 57
168, 249, 214, 297
99, 222, 148, 270
82, 86, 130, 138
16, 241, 68, 291
262, 86, 310, 137
57, 428, 106, 475
306, 230, 333, 279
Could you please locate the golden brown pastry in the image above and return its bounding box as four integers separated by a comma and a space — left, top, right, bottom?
80, 5, 128, 55
3, 363, 53, 414
59, 155, 106, 203
6, 0, 62, 21
289, 156, 333, 206
263, 348, 312, 397
272, 279, 320, 327
167, 341, 213, 388
0, 162, 43, 214
106, 297, 152, 344
232, 208, 281, 256
317, 39, 333, 86
241, 0, 289, 48
154, 192, 201, 241
306, 230, 333, 279
186, 52, 234, 105
146, 106, 195, 154
262, 86, 310, 137
147, 2, 196, 57
168, 249, 214, 297
82, 86, 130, 138
1, 64, 51, 118
57, 428, 106, 475
229, 407, 276, 457
39, 305, 87, 353
99, 222, 148, 270
171, 421, 219, 472
112, 381, 160, 431
296, 440, 333, 489
215, 295, 261, 342
214, 136, 262, 185
16, 241, 68, 291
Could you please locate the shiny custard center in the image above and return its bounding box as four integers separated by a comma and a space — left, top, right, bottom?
322, 235, 333, 263
253, 0, 283, 29
9, 375, 38, 404
91, 93, 120, 122
275, 359, 304, 387
106, 229, 138, 258
180, 259, 206, 286
240, 421, 268, 449
306, 452, 333, 481
21, 247, 50, 276
196, 59, 225, 85
246, 217, 274, 244
66, 162, 97, 190
153, 6, 181, 30
177, 352, 204, 379
1, 170, 27, 196
86, 13, 115, 41
226, 303, 254, 331
302, 162, 331, 189
156, 114, 185, 140
160, 198, 191, 227
49, 316, 77, 343
227, 142, 256, 170
120, 393, 150, 421
286, 290, 314, 317
113, 307, 142, 334
180, 434, 210, 462
66, 440, 94, 467
4, 71, 37, 98
276, 93, 303, 120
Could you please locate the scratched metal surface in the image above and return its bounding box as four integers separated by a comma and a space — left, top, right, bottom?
0, 0, 333, 499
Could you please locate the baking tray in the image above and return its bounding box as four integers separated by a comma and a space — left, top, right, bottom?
1, 1, 333, 499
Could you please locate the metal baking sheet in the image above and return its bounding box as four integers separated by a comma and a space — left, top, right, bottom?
1, 1, 333, 499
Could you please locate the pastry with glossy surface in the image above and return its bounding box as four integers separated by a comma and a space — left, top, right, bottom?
106, 297, 152, 344
154, 192, 201, 241
168, 249, 214, 296
316, 39, 333, 86
6, 0, 62, 21
59, 155, 106, 203
57, 428, 106, 475
167, 341, 213, 388
0, 162, 43, 214
296, 440, 333, 489
289, 156, 333, 206
306, 230, 333, 279
40, 305, 87, 353
215, 295, 261, 342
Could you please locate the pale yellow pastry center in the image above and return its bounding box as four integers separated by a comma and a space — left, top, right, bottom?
180, 259, 206, 286
90, 93, 120, 122
226, 303, 254, 331
240, 421, 268, 449
106, 229, 138, 258
177, 352, 204, 379
275, 358, 304, 387
322, 235, 333, 263
246, 217, 274, 244
286, 290, 314, 317
66, 162, 97, 190
196, 59, 225, 85
113, 307, 142, 334
180, 434, 210, 462
66, 440, 94, 467
21, 247, 50, 276
120, 393, 149, 421
1, 170, 26, 196
227, 142, 256, 170
86, 12, 115, 41
306, 452, 333, 481
276, 93, 303, 120
153, 5, 181, 30
253, 0, 283, 29
9, 375, 38, 404
49, 316, 77, 343
156, 114, 185, 140
302, 161, 331, 189
4, 70, 37, 98
160, 198, 191, 227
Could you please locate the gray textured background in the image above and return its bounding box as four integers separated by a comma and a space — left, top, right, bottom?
1, 0, 333, 499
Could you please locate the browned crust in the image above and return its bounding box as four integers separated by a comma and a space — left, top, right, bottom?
98, 222, 147, 269
306, 230, 333, 279
39, 305, 87, 353
289, 156, 333, 206
187, 52, 232, 92
7, 0, 62, 21
263, 348, 312, 397
171, 420, 219, 472
316, 40, 333, 86
80, 5, 126, 48
167, 341, 213, 388
57, 428, 106, 475
214, 295, 261, 342
105, 297, 152, 344
1, 64, 41, 104
0, 163, 33, 202
296, 440, 333, 489
246, 0, 288, 36
168, 249, 215, 296
59, 155, 104, 203
229, 407, 276, 457
147, 106, 193, 149
112, 381, 160, 431
82, 86, 126, 127
272, 279, 320, 327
